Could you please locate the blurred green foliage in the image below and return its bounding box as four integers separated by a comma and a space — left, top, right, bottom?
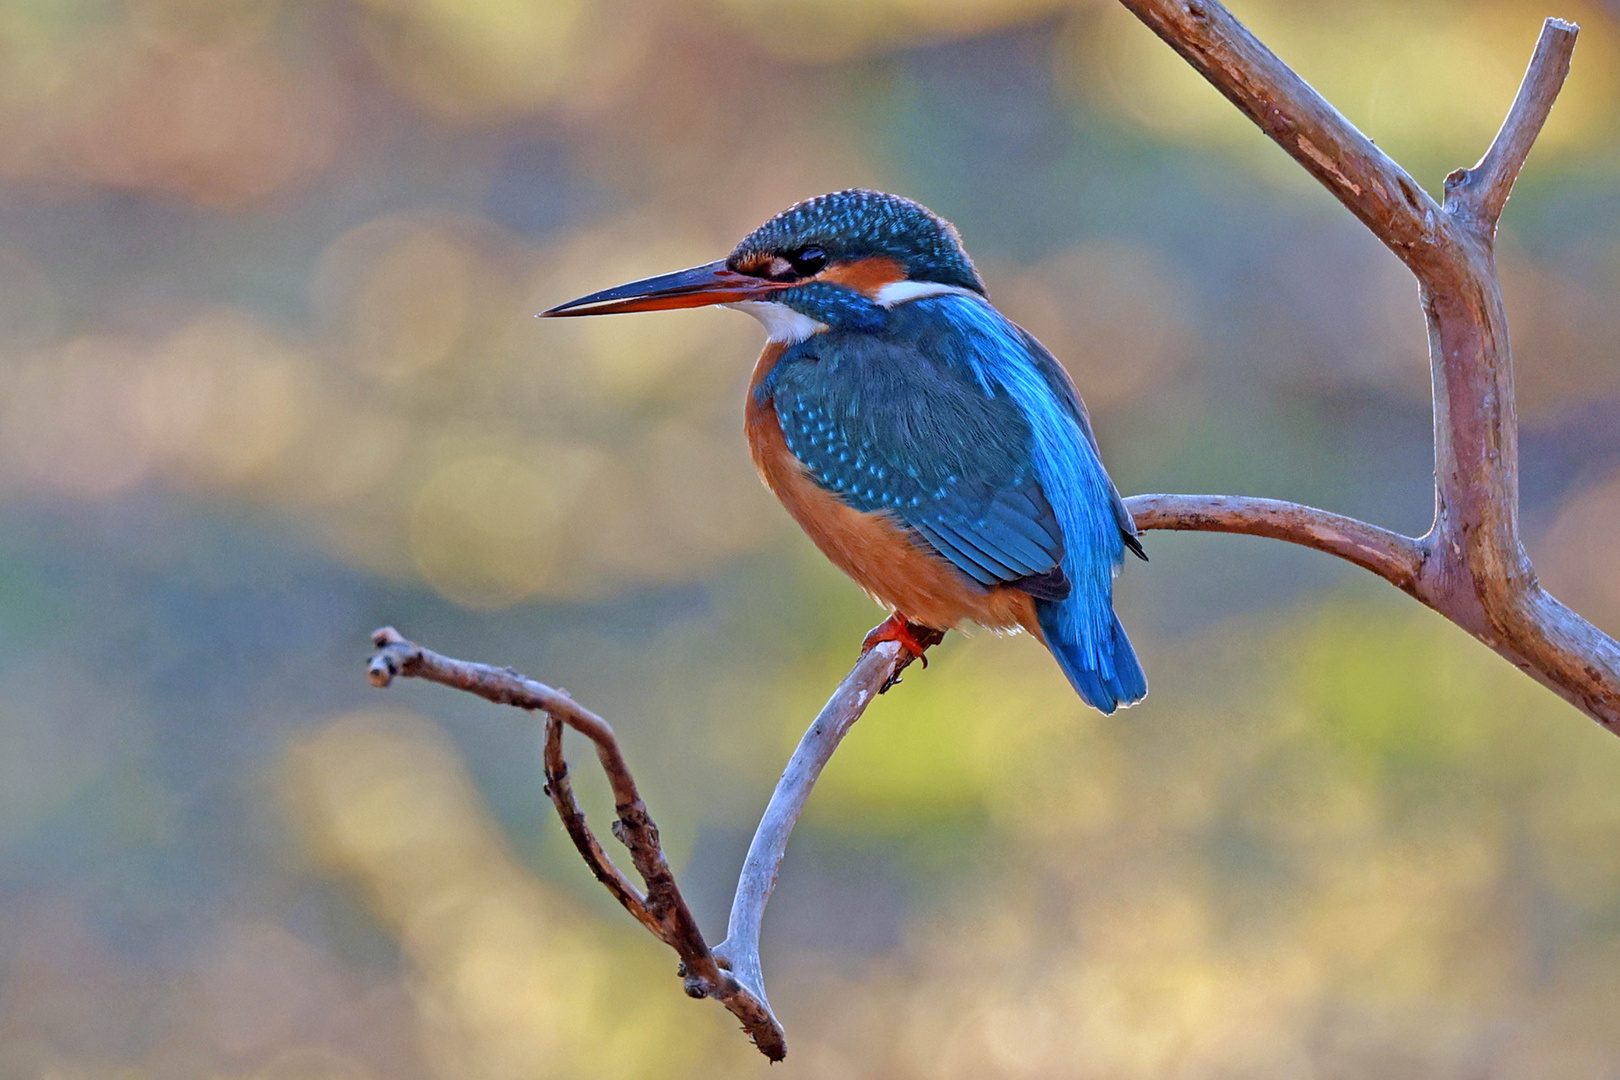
1, 0, 1619, 1076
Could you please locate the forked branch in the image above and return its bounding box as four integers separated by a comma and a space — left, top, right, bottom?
367, 626, 926, 1061
1115, 4, 1620, 729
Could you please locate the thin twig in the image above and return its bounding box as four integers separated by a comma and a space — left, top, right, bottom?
539, 714, 654, 933
1446, 18, 1579, 227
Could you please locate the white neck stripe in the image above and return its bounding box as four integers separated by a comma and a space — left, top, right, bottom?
873, 280, 982, 307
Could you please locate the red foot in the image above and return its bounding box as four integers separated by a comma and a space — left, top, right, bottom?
862, 613, 944, 666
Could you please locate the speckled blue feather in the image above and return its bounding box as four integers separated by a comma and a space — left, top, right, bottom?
759, 292, 1146, 712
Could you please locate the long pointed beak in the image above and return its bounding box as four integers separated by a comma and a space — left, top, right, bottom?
540, 259, 790, 317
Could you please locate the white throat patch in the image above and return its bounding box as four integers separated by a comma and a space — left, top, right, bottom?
726, 300, 827, 344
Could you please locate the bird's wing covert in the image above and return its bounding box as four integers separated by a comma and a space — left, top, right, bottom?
765, 326, 1071, 599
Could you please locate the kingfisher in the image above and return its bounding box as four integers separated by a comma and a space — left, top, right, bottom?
543, 190, 1147, 713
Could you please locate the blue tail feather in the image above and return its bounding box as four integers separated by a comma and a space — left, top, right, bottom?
1035, 599, 1147, 715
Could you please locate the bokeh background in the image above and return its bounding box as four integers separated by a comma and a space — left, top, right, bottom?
5, 0, 1620, 1076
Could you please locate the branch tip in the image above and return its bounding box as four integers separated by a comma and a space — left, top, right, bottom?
1452, 15, 1579, 226
365, 658, 395, 688
366, 627, 418, 687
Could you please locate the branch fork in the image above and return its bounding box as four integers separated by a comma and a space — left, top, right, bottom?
364, 4, 1620, 1061
1113, 6, 1618, 729
368, 625, 927, 1061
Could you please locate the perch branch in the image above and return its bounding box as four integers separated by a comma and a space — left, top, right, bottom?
368, 625, 929, 1061
1116, 3, 1620, 730
711, 632, 937, 1005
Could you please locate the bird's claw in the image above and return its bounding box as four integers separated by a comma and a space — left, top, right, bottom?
862, 615, 945, 691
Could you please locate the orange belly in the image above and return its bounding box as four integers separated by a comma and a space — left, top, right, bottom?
745, 344, 1038, 635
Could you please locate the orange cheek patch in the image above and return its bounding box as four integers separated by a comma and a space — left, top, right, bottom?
819, 256, 905, 297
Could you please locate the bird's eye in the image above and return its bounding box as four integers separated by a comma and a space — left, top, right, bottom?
788, 246, 828, 277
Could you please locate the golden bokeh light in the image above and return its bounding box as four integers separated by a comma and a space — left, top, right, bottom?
409, 444, 604, 608
137, 311, 317, 490
351, 0, 651, 122
351, 231, 475, 380
0, 335, 155, 497
0, 9, 345, 205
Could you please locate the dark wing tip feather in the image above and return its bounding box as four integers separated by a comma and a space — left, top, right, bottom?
1124, 531, 1148, 562
1008, 567, 1070, 601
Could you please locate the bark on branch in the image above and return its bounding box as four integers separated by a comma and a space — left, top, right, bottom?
1115, 5, 1620, 731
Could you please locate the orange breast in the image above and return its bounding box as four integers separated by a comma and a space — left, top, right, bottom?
744, 343, 1039, 635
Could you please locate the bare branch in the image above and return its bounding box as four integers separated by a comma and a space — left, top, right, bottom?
368, 626, 931, 1061
1125, 494, 1424, 592
1114, 0, 1443, 270
1446, 18, 1580, 228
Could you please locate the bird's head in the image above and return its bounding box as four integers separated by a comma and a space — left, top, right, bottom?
541, 190, 985, 340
